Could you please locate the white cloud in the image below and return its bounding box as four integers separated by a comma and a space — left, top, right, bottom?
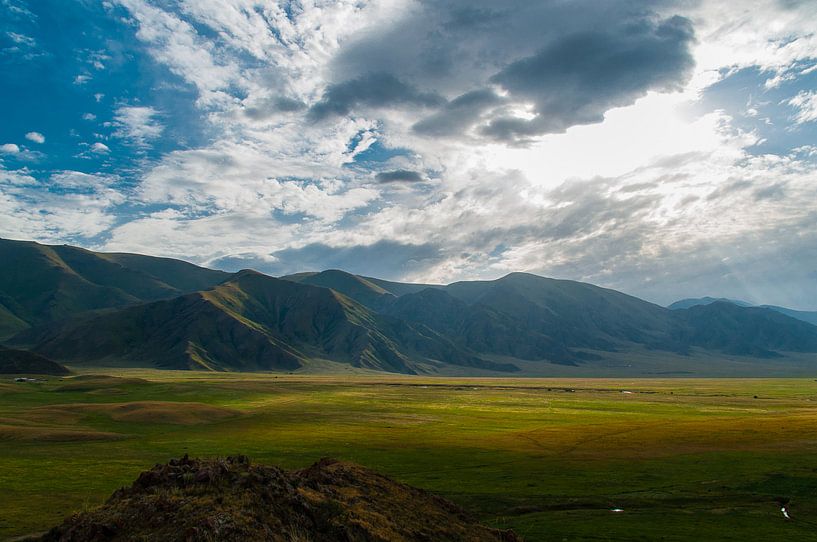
787, 91, 817, 124
0, 143, 20, 154
5, 0, 815, 306
114, 0, 241, 108
83, 113, 97, 121
0, 167, 124, 242
112, 105, 163, 147
6, 31, 35, 47
25, 132, 45, 144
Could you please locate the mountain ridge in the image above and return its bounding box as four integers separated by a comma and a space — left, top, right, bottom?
4, 238, 817, 375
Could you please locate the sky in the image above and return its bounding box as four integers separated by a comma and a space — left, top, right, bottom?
1, 0, 816, 309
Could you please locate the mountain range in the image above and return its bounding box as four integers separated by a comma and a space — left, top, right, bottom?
669, 297, 817, 326
3, 238, 817, 375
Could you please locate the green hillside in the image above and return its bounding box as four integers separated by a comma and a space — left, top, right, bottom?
0, 238, 229, 339
17, 271, 513, 374
282, 269, 397, 310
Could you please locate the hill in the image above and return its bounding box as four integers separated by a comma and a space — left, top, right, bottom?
282, 269, 397, 310
0, 238, 229, 339
16, 271, 513, 374
350, 271, 817, 363
38, 455, 519, 542
0, 346, 70, 375
669, 296, 817, 327
668, 297, 752, 310
5, 240, 817, 374
761, 305, 817, 326
671, 301, 817, 358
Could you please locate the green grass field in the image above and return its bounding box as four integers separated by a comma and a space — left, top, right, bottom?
2, 371, 817, 541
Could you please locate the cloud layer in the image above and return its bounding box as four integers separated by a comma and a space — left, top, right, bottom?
1, 0, 816, 309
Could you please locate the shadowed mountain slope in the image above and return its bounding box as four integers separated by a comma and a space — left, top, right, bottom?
40, 455, 520, 542
16, 271, 513, 374
387, 273, 817, 362
282, 269, 397, 310
671, 301, 817, 358
668, 297, 753, 310
5, 240, 817, 373
669, 296, 817, 327
0, 346, 70, 375
0, 238, 229, 339
385, 273, 678, 363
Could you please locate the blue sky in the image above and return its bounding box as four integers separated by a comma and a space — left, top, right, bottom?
1, 0, 816, 308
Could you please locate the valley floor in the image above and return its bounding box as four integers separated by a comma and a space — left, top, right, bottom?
2, 371, 817, 541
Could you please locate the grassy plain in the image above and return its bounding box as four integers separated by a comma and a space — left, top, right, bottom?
1, 371, 817, 541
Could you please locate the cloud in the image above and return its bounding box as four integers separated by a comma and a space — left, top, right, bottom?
375, 170, 424, 183
113, 0, 241, 107
25, 132, 44, 144
4, 0, 817, 309
6, 31, 35, 47
308, 72, 444, 121
0, 166, 124, 242
787, 91, 817, 124
112, 105, 163, 147
0, 143, 20, 154
412, 89, 504, 137
483, 16, 695, 141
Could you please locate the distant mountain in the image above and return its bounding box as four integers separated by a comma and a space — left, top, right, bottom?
668, 297, 752, 310
5, 240, 817, 374
15, 271, 513, 374
0, 345, 70, 375
360, 276, 440, 297
284, 270, 817, 363
0, 238, 230, 339
761, 305, 817, 326
671, 301, 817, 358
669, 296, 817, 327
281, 269, 397, 310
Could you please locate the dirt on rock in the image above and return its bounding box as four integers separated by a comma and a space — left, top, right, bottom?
40, 455, 521, 542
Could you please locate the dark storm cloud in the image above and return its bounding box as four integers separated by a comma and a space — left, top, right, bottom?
412, 89, 503, 136
375, 169, 424, 183
308, 72, 444, 121
483, 16, 696, 141
324, 1, 695, 142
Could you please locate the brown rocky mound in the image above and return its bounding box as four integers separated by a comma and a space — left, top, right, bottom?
40, 455, 520, 542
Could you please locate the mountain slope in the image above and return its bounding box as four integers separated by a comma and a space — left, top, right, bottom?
16, 271, 513, 374
0, 238, 229, 339
0, 346, 70, 375
671, 301, 817, 358
761, 305, 817, 326
361, 276, 441, 297
388, 273, 817, 363
668, 297, 752, 310
281, 269, 397, 310
669, 296, 817, 327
